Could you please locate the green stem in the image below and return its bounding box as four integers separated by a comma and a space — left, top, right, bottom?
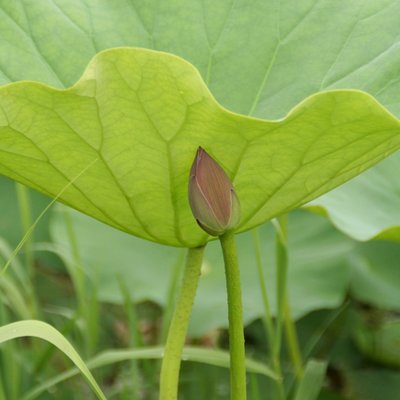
250, 374, 261, 400
274, 216, 288, 349
252, 228, 285, 400
220, 231, 247, 400
159, 245, 205, 400
15, 184, 33, 277
284, 302, 304, 382
63, 208, 98, 356
118, 277, 142, 398
15, 183, 37, 316
252, 228, 274, 348
63, 208, 86, 313
273, 216, 288, 400
274, 215, 303, 394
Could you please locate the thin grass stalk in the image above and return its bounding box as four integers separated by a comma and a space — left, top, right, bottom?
118, 277, 143, 399
0, 303, 20, 400
252, 227, 285, 399
62, 208, 98, 356
284, 302, 304, 382
273, 215, 304, 395
15, 184, 37, 315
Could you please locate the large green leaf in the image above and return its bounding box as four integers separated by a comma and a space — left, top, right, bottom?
1, 48, 399, 246
1, 1, 400, 244
1, 1, 400, 242
1, 1, 399, 118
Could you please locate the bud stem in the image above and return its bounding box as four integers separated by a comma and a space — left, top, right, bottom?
220, 231, 247, 400
159, 245, 205, 400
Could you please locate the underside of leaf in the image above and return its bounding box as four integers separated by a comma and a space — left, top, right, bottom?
0, 48, 399, 247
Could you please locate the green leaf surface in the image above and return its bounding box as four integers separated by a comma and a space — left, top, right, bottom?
1, 1, 400, 119
1, 48, 399, 246
1, 1, 400, 241
49, 207, 354, 336
308, 153, 400, 241
0, 320, 106, 400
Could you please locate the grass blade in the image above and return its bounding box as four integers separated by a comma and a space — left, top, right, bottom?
293, 359, 327, 400
0, 320, 106, 400
22, 345, 277, 400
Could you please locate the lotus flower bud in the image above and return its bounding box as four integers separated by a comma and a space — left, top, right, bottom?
188, 147, 241, 236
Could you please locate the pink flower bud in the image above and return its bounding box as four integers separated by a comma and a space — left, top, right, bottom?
188, 147, 241, 236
